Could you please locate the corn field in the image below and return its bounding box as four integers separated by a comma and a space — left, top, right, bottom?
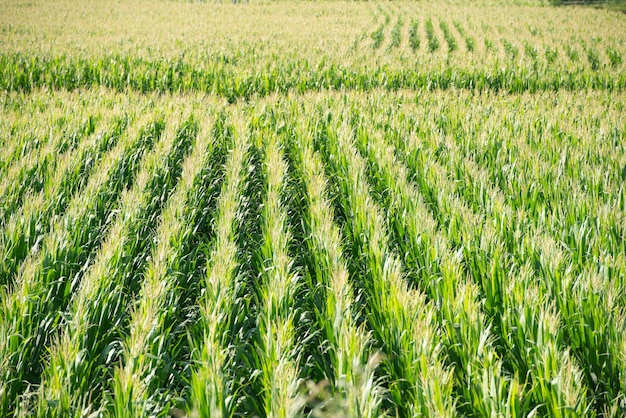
1, 0, 625, 417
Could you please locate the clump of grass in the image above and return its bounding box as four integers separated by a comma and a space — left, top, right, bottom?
425, 18, 440, 52
408, 19, 420, 51
370, 24, 384, 50
388, 17, 402, 50
439, 20, 457, 52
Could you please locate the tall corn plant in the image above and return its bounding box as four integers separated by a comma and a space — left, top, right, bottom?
423, 100, 625, 412
285, 116, 385, 417
375, 100, 591, 416
187, 112, 249, 418
0, 112, 94, 222
435, 118, 592, 417
33, 109, 197, 416
314, 114, 455, 417
0, 111, 162, 417
110, 111, 225, 417
0, 104, 85, 203
251, 120, 304, 418
351, 117, 520, 417
0, 112, 128, 289
0, 114, 43, 176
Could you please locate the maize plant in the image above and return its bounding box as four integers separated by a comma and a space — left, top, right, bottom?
1, 1, 625, 417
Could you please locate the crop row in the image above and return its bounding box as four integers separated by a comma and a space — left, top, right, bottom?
0, 107, 163, 415
366, 14, 622, 68
0, 89, 624, 416
2, 53, 626, 101
2, 1, 624, 98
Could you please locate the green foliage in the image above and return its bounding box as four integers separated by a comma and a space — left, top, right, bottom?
439, 20, 458, 52
409, 19, 420, 51
370, 25, 384, 49
607, 47, 622, 67
1, 1, 626, 417
425, 18, 440, 52
388, 17, 403, 50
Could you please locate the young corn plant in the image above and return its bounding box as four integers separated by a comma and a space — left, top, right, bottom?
584, 42, 601, 71
201, 114, 269, 417
34, 110, 196, 416
545, 45, 558, 65
425, 18, 440, 53
524, 42, 539, 70
453, 21, 474, 52
388, 17, 402, 50
439, 20, 457, 53
565, 42, 580, 63
349, 2, 382, 51
370, 24, 384, 50
606, 47, 622, 68
502, 39, 519, 61
484, 38, 496, 54
379, 4, 390, 25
